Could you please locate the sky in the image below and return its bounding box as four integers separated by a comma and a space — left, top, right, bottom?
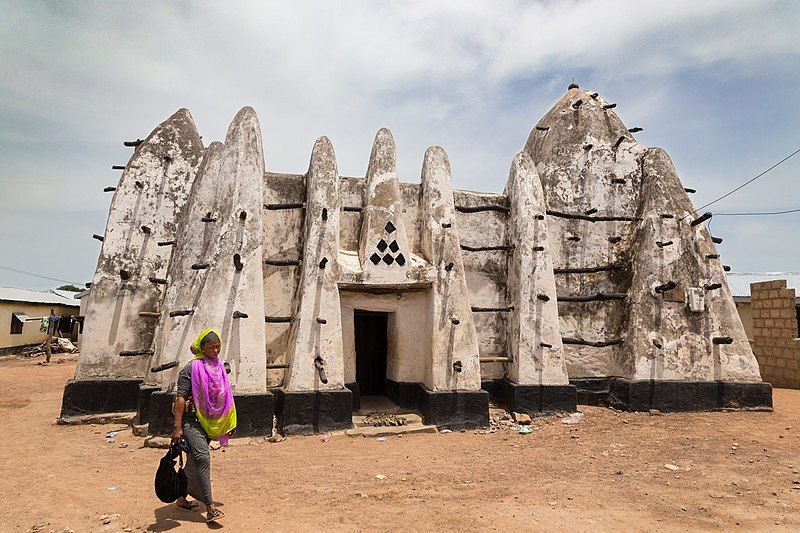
1, 0, 799, 290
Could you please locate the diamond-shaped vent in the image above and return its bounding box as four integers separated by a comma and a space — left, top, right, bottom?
396, 253, 406, 266
377, 239, 388, 252
389, 240, 399, 253
384, 221, 396, 233
370, 253, 381, 265
383, 254, 395, 265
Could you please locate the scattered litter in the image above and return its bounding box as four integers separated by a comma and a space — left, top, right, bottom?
561, 412, 584, 425
320, 435, 329, 443
376, 437, 386, 442
441, 429, 452, 434
548, 501, 558, 506
519, 426, 532, 435
664, 464, 680, 471
106, 431, 118, 438
375, 474, 387, 480
107, 486, 117, 491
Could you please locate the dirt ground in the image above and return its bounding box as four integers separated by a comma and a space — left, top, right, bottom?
1, 354, 799, 532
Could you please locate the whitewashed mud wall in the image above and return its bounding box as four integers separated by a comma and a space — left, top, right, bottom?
284, 137, 346, 391
77, 109, 203, 380
524, 86, 761, 383
453, 190, 510, 380
146, 141, 224, 387
72, 85, 762, 410
145, 107, 268, 394
504, 151, 569, 386
261, 172, 305, 388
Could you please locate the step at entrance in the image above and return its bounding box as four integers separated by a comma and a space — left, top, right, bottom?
346, 420, 437, 438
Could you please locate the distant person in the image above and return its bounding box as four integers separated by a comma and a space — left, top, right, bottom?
171, 328, 237, 523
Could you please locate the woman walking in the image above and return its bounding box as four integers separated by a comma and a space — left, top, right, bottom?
171, 328, 237, 523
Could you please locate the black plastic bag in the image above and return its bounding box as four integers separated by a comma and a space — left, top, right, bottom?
154, 440, 188, 503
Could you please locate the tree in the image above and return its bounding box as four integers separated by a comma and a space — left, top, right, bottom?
56, 284, 83, 292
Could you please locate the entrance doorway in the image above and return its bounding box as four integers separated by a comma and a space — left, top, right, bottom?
354, 310, 388, 396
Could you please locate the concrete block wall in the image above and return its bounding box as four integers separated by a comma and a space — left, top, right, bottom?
751, 280, 800, 389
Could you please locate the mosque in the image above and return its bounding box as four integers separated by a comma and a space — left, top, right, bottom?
60, 85, 772, 435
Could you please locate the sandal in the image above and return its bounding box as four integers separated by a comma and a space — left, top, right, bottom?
176, 500, 199, 512
206, 508, 225, 523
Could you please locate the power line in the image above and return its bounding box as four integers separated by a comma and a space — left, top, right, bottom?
714, 207, 800, 216
686, 145, 800, 218
0, 264, 85, 286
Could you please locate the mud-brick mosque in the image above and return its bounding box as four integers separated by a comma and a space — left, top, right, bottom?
61, 85, 772, 435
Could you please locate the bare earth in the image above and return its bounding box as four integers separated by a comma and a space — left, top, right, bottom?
2, 354, 799, 532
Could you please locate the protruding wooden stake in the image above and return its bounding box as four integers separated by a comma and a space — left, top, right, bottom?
690, 212, 712, 226
150, 361, 179, 373
655, 281, 677, 293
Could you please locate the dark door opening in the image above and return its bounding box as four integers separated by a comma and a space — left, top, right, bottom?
354, 310, 388, 396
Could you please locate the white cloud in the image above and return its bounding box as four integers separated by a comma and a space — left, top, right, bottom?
0, 0, 799, 286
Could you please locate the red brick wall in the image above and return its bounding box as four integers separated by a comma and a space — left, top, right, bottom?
751, 280, 800, 389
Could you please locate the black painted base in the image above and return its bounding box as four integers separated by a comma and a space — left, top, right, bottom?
570, 377, 773, 412
480, 379, 504, 401
503, 380, 577, 414
60, 379, 143, 418
385, 379, 421, 410
345, 382, 360, 411
136, 385, 159, 424
274, 388, 353, 435
148, 391, 275, 437
417, 387, 489, 430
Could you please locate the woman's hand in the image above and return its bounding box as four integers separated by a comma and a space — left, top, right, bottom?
172, 396, 186, 443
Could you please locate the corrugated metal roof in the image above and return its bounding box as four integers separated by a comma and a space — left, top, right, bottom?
726, 272, 800, 299
0, 286, 80, 307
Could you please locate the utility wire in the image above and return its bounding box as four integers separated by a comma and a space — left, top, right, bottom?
687, 145, 800, 218
713, 207, 800, 216
0, 264, 84, 286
